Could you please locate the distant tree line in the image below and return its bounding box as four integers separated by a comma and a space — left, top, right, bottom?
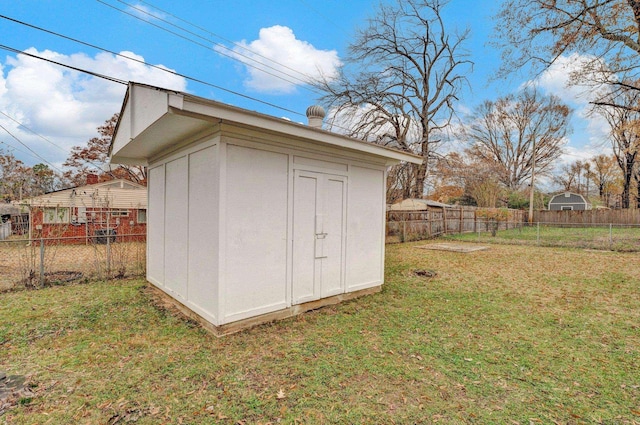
316, 0, 640, 210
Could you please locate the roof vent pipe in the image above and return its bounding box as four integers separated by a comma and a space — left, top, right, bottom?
306, 105, 326, 129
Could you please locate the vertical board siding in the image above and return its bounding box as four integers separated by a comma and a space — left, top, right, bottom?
223, 145, 289, 322
346, 166, 385, 290
187, 145, 219, 321
147, 166, 166, 285
164, 157, 189, 299
386, 207, 526, 242
533, 209, 640, 224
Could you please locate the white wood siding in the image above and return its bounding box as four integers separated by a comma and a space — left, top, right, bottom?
21, 181, 147, 210
187, 145, 220, 322
346, 165, 386, 291
164, 157, 189, 300
147, 166, 165, 286
222, 144, 289, 322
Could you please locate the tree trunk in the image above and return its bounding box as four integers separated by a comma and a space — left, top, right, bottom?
412, 162, 427, 198
622, 167, 632, 209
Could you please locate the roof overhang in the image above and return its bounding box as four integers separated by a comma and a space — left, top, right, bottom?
109, 82, 423, 167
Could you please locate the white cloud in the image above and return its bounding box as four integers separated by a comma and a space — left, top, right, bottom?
219, 25, 342, 94
0, 48, 186, 168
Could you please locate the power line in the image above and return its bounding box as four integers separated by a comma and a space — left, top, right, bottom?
0, 110, 69, 154
297, 0, 350, 36
96, 0, 316, 93
117, 0, 319, 88
0, 43, 128, 85
0, 110, 109, 174
0, 16, 305, 117
0, 123, 64, 173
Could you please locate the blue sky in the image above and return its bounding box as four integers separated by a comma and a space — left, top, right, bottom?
0, 0, 604, 178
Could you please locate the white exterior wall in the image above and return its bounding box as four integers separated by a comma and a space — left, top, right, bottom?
221, 144, 289, 322
148, 137, 221, 325
147, 130, 388, 327
147, 165, 166, 287
346, 165, 386, 291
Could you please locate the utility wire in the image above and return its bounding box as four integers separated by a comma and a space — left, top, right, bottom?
297, 0, 350, 35
0, 16, 305, 118
0, 110, 108, 174
116, 0, 319, 88
0, 43, 128, 85
0, 140, 47, 166
0, 110, 69, 154
96, 0, 315, 92
0, 123, 64, 173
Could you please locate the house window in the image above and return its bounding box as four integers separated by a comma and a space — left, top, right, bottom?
109, 209, 129, 217
43, 207, 70, 224
137, 209, 147, 224
561, 206, 573, 211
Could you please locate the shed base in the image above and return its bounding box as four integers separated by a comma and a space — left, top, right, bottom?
147, 283, 382, 336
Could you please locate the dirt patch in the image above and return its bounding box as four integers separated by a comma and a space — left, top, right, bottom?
0, 372, 34, 416
416, 243, 489, 253
412, 269, 437, 278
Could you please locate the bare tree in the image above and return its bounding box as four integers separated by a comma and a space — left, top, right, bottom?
0, 152, 62, 201
554, 160, 586, 193
590, 154, 621, 205
0, 150, 31, 202
317, 0, 472, 198
463, 89, 571, 190
63, 114, 147, 187
494, 0, 640, 110
594, 89, 640, 208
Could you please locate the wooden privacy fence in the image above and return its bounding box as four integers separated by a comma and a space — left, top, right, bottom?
533, 209, 640, 225
386, 206, 525, 243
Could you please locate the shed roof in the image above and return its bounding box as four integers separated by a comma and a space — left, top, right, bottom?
109, 82, 423, 166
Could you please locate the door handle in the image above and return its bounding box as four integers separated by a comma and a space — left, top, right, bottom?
315, 233, 327, 239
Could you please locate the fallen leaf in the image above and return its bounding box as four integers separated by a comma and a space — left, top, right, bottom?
277, 388, 286, 399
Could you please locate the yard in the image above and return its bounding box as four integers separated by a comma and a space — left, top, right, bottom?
443, 224, 640, 252
1, 242, 638, 424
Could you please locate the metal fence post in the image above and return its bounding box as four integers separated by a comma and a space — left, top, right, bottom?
106, 230, 111, 278
609, 223, 613, 249
39, 236, 45, 287
537, 222, 540, 245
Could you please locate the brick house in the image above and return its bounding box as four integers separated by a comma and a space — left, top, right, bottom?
18, 178, 147, 244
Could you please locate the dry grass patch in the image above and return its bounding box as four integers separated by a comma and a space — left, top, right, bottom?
0, 243, 639, 424
0, 241, 145, 291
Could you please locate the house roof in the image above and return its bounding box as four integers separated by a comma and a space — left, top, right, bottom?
16, 179, 147, 209
109, 82, 423, 166
548, 192, 589, 204
0, 204, 20, 216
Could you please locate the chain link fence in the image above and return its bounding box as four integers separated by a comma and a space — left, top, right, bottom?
443, 222, 640, 252
0, 233, 146, 292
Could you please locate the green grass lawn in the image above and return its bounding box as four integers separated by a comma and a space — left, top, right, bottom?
444, 224, 640, 252
1, 243, 639, 424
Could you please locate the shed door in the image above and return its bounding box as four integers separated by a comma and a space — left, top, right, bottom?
292, 171, 346, 304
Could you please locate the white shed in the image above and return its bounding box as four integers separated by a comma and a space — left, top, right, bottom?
110, 82, 422, 335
